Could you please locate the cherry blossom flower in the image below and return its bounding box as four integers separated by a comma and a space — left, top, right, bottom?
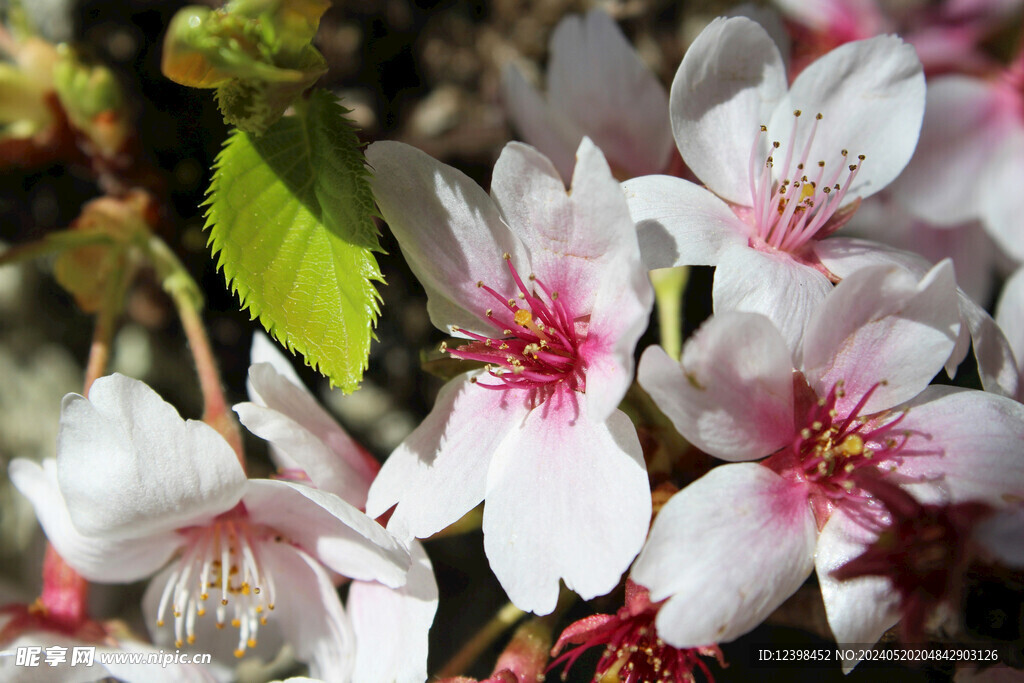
502, 9, 673, 181
233, 334, 438, 683
8, 374, 411, 683
893, 62, 1024, 263
363, 138, 654, 615
549, 579, 724, 683
829, 474, 1005, 643
772, 0, 1022, 76
632, 263, 1024, 650
625, 15, 925, 352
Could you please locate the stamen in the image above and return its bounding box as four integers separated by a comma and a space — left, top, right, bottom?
445, 256, 584, 397
747, 115, 865, 253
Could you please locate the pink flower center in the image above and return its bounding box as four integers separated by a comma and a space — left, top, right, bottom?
788, 380, 920, 526
747, 111, 864, 253
442, 254, 584, 396
156, 513, 279, 658
550, 606, 722, 683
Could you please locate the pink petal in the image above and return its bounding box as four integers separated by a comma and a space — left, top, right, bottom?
490, 139, 640, 314
57, 374, 246, 540
365, 374, 528, 540
365, 141, 531, 337
671, 16, 787, 204
636, 316, 795, 462
490, 140, 652, 422
622, 175, 749, 270
350, 542, 438, 683
712, 244, 833, 356
801, 261, 960, 415
895, 77, 1017, 226
482, 407, 649, 615
632, 463, 817, 647
895, 386, 1024, 505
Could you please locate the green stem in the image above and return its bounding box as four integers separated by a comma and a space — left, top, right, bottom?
145, 235, 244, 466
436, 602, 525, 678
650, 266, 689, 360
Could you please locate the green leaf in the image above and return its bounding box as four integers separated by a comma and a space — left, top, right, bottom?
206, 89, 382, 392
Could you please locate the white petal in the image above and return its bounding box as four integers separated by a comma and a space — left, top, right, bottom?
545, 9, 673, 177
248, 331, 305, 400
996, 267, 1024, 397
261, 544, 356, 683
980, 129, 1024, 262
622, 175, 749, 270
816, 509, 900, 659
483, 407, 649, 615
637, 317, 794, 461
56, 374, 246, 539
712, 244, 833, 356
727, 3, 791, 73
771, 35, 925, 202
845, 193, 998, 304
350, 542, 438, 683
801, 261, 960, 415
243, 479, 409, 587
365, 374, 527, 540
895, 77, 1014, 226
960, 290, 1020, 398
632, 463, 817, 647
814, 237, 1016, 394
672, 16, 787, 204
365, 141, 531, 336
9, 459, 183, 583
237, 363, 377, 507
501, 61, 583, 182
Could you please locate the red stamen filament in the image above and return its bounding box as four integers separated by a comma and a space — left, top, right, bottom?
444, 255, 583, 394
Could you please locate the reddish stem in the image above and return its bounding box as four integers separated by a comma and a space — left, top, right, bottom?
177, 294, 244, 467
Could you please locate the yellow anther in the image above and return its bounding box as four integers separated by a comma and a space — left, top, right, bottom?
836, 434, 864, 457
187, 635, 196, 644
234, 649, 245, 659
